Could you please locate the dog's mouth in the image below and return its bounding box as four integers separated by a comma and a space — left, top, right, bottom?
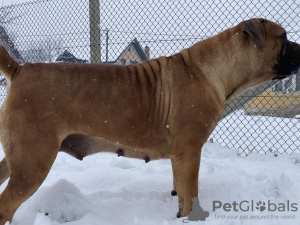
273, 41, 300, 80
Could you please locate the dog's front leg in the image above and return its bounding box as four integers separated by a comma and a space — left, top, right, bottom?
170, 125, 204, 218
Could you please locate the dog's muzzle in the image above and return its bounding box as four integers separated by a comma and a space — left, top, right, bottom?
273, 41, 300, 79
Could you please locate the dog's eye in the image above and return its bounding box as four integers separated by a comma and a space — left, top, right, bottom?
281, 33, 287, 40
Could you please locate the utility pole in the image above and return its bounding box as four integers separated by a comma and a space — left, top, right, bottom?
105, 29, 109, 63
89, 0, 101, 64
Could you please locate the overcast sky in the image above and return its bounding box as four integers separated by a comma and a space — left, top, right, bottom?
1, 0, 29, 6
2, 0, 299, 62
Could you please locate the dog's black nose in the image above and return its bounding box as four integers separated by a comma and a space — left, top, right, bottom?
273, 41, 300, 76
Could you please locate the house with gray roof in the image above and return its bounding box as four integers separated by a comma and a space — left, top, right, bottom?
106, 38, 149, 65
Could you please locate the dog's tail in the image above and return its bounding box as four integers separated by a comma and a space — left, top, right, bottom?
0, 46, 19, 85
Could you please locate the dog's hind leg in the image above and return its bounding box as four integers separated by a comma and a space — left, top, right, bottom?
0, 158, 9, 186
0, 127, 62, 224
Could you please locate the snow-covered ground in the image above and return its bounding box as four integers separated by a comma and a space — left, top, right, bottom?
1, 140, 300, 225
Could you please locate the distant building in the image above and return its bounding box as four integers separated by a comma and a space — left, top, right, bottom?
245, 75, 300, 118
273, 76, 300, 92
106, 38, 149, 65
56, 39, 149, 65
56, 50, 88, 63
0, 25, 25, 65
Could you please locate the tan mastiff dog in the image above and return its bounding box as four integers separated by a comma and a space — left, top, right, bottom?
0, 18, 300, 223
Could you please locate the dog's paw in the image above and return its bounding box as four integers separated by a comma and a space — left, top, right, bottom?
171, 190, 177, 196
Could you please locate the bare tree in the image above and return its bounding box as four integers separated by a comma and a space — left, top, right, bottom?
23, 37, 64, 63
0, 4, 20, 26
43, 37, 64, 62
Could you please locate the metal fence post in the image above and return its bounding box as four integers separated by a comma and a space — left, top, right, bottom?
89, 0, 101, 64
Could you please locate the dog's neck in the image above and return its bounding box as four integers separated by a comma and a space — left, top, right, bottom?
184, 26, 270, 105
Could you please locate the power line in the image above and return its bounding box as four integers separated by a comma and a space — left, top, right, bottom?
8, 28, 300, 40
10, 29, 204, 39
92, 36, 204, 46
10, 30, 89, 38
100, 28, 203, 38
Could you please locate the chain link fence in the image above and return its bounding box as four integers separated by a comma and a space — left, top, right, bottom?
0, 0, 299, 156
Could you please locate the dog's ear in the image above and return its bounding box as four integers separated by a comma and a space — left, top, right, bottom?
242, 19, 266, 48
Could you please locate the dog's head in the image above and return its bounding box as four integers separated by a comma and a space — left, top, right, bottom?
241, 18, 300, 79
273, 37, 300, 79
